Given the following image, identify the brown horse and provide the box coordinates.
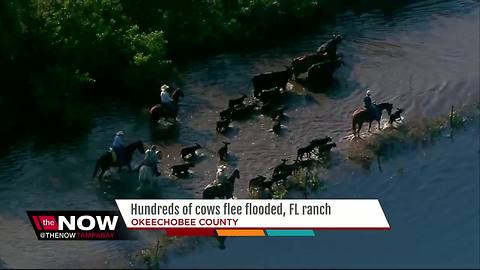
[149,88,184,123]
[352,102,393,137]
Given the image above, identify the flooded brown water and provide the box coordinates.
[0,0,479,268]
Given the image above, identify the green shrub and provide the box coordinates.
[31,66,94,130]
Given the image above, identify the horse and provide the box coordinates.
[203,169,240,199]
[93,141,145,179]
[150,88,184,123]
[352,102,393,137]
[137,164,160,191]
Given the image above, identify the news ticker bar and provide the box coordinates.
[116,199,391,235]
[27,200,390,240]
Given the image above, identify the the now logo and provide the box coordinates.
[27,210,132,240]
[58,215,118,231]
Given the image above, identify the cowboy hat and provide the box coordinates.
[216,164,227,172]
[161,84,170,91]
[116,131,125,136]
[149,145,161,158]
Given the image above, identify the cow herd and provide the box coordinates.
[123,34,345,197]
[170,133,336,200]
[167,34,345,198]
[215,33,344,137]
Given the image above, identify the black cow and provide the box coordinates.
[291,53,329,79]
[307,58,343,82]
[230,104,256,120]
[316,34,343,58]
[252,67,293,98]
[228,94,247,108]
[249,175,268,191]
[171,163,194,177]
[317,143,336,154]
[180,143,202,160]
[219,107,233,119]
[270,105,287,119]
[389,108,404,124]
[270,117,282,135]
[216,118,231,133]
[297,144,315,160]
[257,87,283,104]
[310,136,333,154]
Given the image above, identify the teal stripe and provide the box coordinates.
[265,230,315,236]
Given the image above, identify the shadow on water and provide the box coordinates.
[149,122,181,142]
[97,170,195,200]
[301,72,363,100]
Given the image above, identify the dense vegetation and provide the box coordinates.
[0,0,403,134]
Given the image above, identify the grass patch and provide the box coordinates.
[275,167,330,199]
[135,238,169,269]
[133,234,204,269]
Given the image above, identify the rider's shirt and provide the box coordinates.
[143,149,158,165]
[364,95,372,108]
[216,169,228,184]
[112,135,124,149]
[161,91,173,103]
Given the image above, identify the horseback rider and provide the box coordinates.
[215,164,229,184]
[141,145,160,176]
[160,84,175,115]
[112,131,127,166]
[364,89,379,118]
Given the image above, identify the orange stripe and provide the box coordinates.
[216,229,265,236]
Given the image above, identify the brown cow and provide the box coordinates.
[291,53,328,79]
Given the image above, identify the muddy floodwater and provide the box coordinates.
[0,0,479,268]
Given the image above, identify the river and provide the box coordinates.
[0,0,478,268]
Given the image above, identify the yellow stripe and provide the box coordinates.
[216,229,265,236]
